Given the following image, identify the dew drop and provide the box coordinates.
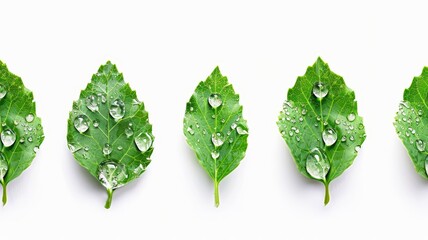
[135,132,153,153]
[306,148,330,180]
[0,152,8,181]
[125,126,134,138]
[187,125,195,135]
[117,146,123,151]
[208,93,222,108]
[354,145,361,153]
[25,114,34,123]
[312,82,329,99]
[211,151,219,159]
[27,136,33,143]
[231,122,237,130]
[236,125,249,135]
[416,139,426,152]
[74,115,90,133]
[97,161,128,190]
[86,94,99,112]
[347,113,356,122]
[33,146,39,153]
[425,156,428,176]
[0,84,6,100]
[322,127,337,146]
[93,120,100,128]
[1,128,16,147]
[103,143,112,155]
[109,99,125,120]
[211,132,224,147]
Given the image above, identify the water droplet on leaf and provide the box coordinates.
[97,161,128,190]
[0,152,8,181]
[312,82,329,99]
[103,143,112,155]
[211,132,224,147]
[306,148,330,180]
[208,93,222,108]
[322,127,337,146]
[109,99,125,120]
[347,113,356,122]
[135,132,153,153]
[74,115,90,133]
[25,114,34,123]
[1,128,16,147]
[416,139,425,152]
[86,94,99,112]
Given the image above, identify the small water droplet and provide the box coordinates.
[135,132,153,153]
[74,115,90,133]
[187,125,195,135]
[133,164,145,175]
[33,146,39,153]
[306,148,330,180]
[211,151,219,159]
[322,127,337,146]
[109,99,125,120]
[0,84,6,100]
[190,107,194,112]
[211,132,224,147]
[1,128,16,147]
[229,138,234,143]
[25,114,34,123]
[117,146,123,151]
[231,123,237,130]
[416,139,426,152]
[97,93,107,103]
[0,152,7,181]
[103,143,112,155]
[93,120,100,128]
[27,136,33,142]
[208,93,222,108]
[125,126,134,138]
[97,161,128,190]
[349,135,355,141]
[86,94,99,112]
[312,82,329,99]
[19,137,25,143]
[347,113,356,122]
[341,136,347,142]
[335,119,341,125]
[354,145,361,153]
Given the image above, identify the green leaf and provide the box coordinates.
[394,67,428,179]
[0,60,44,205]
[277,58,366,205]
[67,61,153,209]
[183,67,249,207]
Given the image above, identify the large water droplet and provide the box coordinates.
[109,99,125,120]
[312,82,329,99]
[103,143,112,155]
[322,127,337,146]
[347,113,356,122]
[208,93,222,108]
[211,132,224,147]
[86,94,99,112]
[74,115,90,133]
[236,125,249,135]
[135,132,153,153]
[416,139,426,152]
[0,152,8,181]
[97,161,128,190]
[1,128,16,147]
[0,84,7,100]
[306,148,330,180]
[25,114,34,123]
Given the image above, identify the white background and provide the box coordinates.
[0,0,427,239]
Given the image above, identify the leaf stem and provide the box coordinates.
[323,181,330,205]
[105,188,113,209]
[1,181,7,206]
[214,180,220,207]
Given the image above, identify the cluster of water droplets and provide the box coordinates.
[71,92,153,183]
[394,101,428,174]
[185,92,248,161]
[97,160,128,190]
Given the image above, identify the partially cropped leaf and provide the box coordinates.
[394,67,428,179]
[277,58,366,205]
[0,60,44,205]
[183,67,248,207]
[67,61,153,209]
